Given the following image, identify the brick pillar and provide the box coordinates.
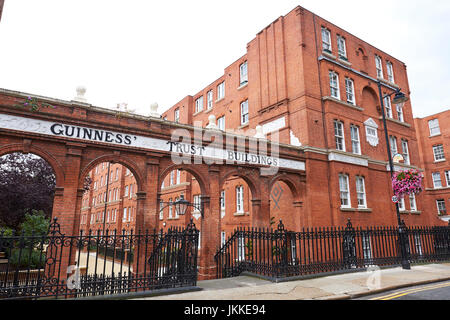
[252,175,271,228]
[133,156,160,277]
[197,166,221,280]
[47,143,83,287]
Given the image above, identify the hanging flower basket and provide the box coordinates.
[392,169,423,201]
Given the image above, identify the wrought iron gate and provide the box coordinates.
[0,219,199,300]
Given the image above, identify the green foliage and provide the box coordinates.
[20,210,50,236]
[8,248,46,269]
[0,227,13,237]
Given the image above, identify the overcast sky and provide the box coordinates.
[0,0,449,118]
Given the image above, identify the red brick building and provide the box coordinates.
[74,6,447,250]
[415,110,450,223]
[158,5,445,232]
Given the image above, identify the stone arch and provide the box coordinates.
[0,143,65,187]
[362,85,380,112]
[269,173,303,203]
[158,163,210,196]
[219,167,261,201]
[79,154,145,192]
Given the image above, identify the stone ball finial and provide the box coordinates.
[206,114,218,130]
[254,125,265,139]
[149,102,160,118]
[73,86,87,103]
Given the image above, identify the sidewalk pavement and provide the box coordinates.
[135,263,450,300]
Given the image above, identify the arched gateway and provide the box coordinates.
[0,89,306,280]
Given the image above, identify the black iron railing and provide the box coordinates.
[0,219,199,300]
[214,220,450,280]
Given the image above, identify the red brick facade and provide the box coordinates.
[415,110,450,223]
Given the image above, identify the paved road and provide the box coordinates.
[355,281,450,300]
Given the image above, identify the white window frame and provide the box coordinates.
[398,197,406,211]
[159,200,164,220]
[409,194,417,212]
[195,96,204,113]
[240,100,249,125]
[337,35,347,59]
[168,198,173,219]
[123,207,128,222]
[437,200,447,215]
[362,234,373,261]
[432,172,443,189]
[375,55,383,79]
[429,119,441,136]
[334,120,345,152]
[389,136,398,157]
[345,78,355,105]
[350,125,361,155]
[386,61,395,83]
[239,61,248,85]
[220,190,226,213]
[174,108,180,123]
[207,90,213,110]
[221,231,226,247]
[401,139,410,165]
[329,71,340,99]
[217,116,225,131]
[236,186,244,213]
[321,27,332,52]
[445,170,450,187]
[356,176,367,209]
[396,104,404,123]
[217,82,225,100]
[384,96,393,118]
[433,144,445,162]
[339,174,351,209]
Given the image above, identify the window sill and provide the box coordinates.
[193,110,204,116]
[205,108,213,114]
[377,77,399,89]
[322,96,364,112]
[429,134,441,138]
[215,97,225,104]
[237,82,248,90]
[434,159,446,164]
[322,51,337,60]
[340,207,372,213]
[384,117,411,128]
[238,123,249,130]
[234,211,247,216]
[338,57,351,67]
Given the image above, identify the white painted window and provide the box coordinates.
[240,100,249,125]
[240,61,248,85]
[350,125,361,155]
[207,90,213,109]
[217,116,225,131]
[437,200,447,215]
[362,234,373,261]
[159,200,164,220]
[356,176,367,209]
[334,120,345,151]
[445,171,450,187]
[414,234,423,256]
[337,35,347,58]
[129,184,133,198]
[170,171,174,185]
[237,236,245,261]
[221,232,226,247]
[433,144,445,162]
[168,198,173,218]
[115,168,119,180]
[432,172,443,189]
[386,61,395,83]
[384,96,393,118]
[174,108,180,123]
[429,119,441,136]
[322,27,332,52]
[398,197,406,211]
[401,139,410,165]
[217,82,225,100]
[174,197,179,218]
[345,78,355,105]
[176,170,181,185]
[389,136,398,157]
[375,55,383,78]
[123,208,127,222]
[329,71,340,99]
[220,190,226,213]
[236,186,244,213]
[195,96,203,113]
[339,174,351,208]
[409,194,417,212]
[124,185,129,197]
[396,105,404,122]
[193,195,201,213]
